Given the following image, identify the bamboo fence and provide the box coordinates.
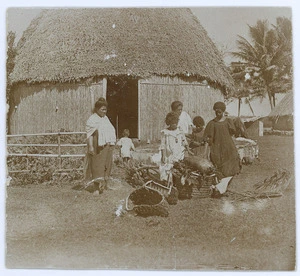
[7,132,86,173]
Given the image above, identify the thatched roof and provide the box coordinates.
[11,8,234,94]
[268,92,293,117]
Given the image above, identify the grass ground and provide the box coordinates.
[5,135,295,270]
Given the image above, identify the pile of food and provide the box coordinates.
[124,156,219,216]
[234,137,259,165]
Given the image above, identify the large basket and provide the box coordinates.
[145,180,178,205]
[192,173,218,198]
[125,186,169,217]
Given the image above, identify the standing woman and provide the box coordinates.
[85,98,116,189]
[204,101,241,179]
[171,101,194,135]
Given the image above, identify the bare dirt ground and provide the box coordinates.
[5,135,295,270]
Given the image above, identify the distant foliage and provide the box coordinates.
[231,17,292,108]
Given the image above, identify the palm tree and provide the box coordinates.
[231,17,292,109]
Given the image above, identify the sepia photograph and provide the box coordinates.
[3,0,298,273]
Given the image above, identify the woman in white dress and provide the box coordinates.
[85,98,116,186]
[171,101,194,135]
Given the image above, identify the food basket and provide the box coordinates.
[125,186,169,217]
[144,179,178,205]
[192,172,218,198]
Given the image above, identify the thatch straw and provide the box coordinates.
[228,169,292,201]
[268,92,293,117]
[11,8,234,94]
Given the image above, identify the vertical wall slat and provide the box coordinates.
[10,79,104,134]
[139,76,224,141]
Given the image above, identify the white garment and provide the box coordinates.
[159,127,187,164]
[116,137,135,158]
[215,176,233,194]
[86,113,116,146]
[159,163,173,181]
[151,152,162,165]
[178,111,194,134]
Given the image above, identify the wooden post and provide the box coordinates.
[90,86,94,113]
[25,146,29,171]
[247,98,255,116]
[58,132,61,170]
[138,80,141,140]
[238,98,241,117]
[102,77,107,99]
[259,121,264,136]
[116,115,119,139]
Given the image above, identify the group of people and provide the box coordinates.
[84,97,242,193]
[160,101,241,179]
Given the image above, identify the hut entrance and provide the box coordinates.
[106,76,138,138]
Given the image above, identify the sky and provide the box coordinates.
[192,7,291,64]
[6,7,292,65]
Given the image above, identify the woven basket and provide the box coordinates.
[192,174,218,198]
[126,186,169,217]
[145,180,178,205]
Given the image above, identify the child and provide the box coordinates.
[116,129,135,163]
[160,112,190,165]
[159,112,193,198]
[159,112,192,181]
[189,116,207,156]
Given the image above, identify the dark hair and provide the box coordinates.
[122,129,130,137]
[165,112,179,126]
[171,101,183,111]
[93,97,107,113]
[213,101,226,112]
[193,116,205,127]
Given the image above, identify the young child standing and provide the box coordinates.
[189,116,207,157]
[160,112,189,165]
[159,112,192,181]
[116,129,135,163]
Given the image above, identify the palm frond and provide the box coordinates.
[232,35,259,64]
[248,20,269,46]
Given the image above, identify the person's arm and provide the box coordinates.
[116,139,122,147]
[186,112,195,133]
[181,130,194,155]
[203,121,214,146]
[188,114,195,128]
[227,118,237,136]
[131,140,135,151]
[87,136,94,155]
[160,132,167,164]
[87,132,97,155]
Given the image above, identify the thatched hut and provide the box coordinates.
[9,8,234,140]
[268,92,293,131]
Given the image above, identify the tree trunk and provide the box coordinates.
[267,89,275,110]
[272,94,276,107]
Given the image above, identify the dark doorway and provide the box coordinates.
[106,76,138,138]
